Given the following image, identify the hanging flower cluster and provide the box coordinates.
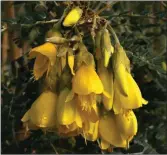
[21,6,148,151]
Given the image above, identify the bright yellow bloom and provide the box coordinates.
[29,43,57,80]
[21,91,57,130]
[63,7,83,27]
[57,88,82,128]
[98,64,114,111]
[99,112,127,148]
[112,44,130,96]
[115,110,137,145]
[113,72,148,114]
[112,44,148,114]
[72,64,103,95]
[102,29,114,67]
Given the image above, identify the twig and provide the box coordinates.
[21,19,59,28]
[108,13,167,21]
[50,142,59,154]
[107,24,120,45]
[95,1,119,15]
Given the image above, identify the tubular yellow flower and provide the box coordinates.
[112,44,130,96]
[113,72,148,114]
[72,64,103,95]
[21,91,57,129]
[63,7,83,27]
[115,110,137,144]
[57,88,82,127]
[99,112,126,148]
[102,29,114,67]
[29,43,57,80]
[98,64,114,111]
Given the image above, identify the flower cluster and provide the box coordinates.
[21,7,148,151]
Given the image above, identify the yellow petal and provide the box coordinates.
[63,7,83,27]
[98,67,114,111]
[68,51,75,75]
[100,139,110,150]
[112,45,130,96]
[115,110,138,143]
[29,43,57,66]
[21,110,30,122]
[57,88,76,125]
[33,54,49,80]
[29,91,57,128]
[72,65,103,95]
[83,121,99,141]
[142,98,148,105]
[61,55,66,71]
[99,113,126,148]
[115,64,129,96]
[113,72,146,112]
[65,90,75,102]
[75,106,82,128]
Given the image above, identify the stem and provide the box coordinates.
[108,25,120,45]
[21,19,59,28]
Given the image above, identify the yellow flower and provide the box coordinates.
[112,44,148,114]
[102,29,114,67]
[113,72,148,114]
[56,88,82,128]
[21,91,57,130]
[112,44,130,96]
[114,110,137,146]
[29,43,57,80]
[72,64,103,95]
[63,7,83,27]
[99,112,127,148]
[98,64,114,111]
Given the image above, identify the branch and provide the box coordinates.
[21,19,59,28]
[108,13,167,21]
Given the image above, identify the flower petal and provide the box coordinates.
[115,110,138,143]
[99,113,126,148]
[57,88,76,125]
[72,65,103,95]
[29,91,57,128]
[29,43,57,66]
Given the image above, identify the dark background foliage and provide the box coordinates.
[1,1,167,154]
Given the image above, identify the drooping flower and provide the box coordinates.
[21,91,57,130]
[113,72,148,114]
[56,88,82,128]
[98,62,114,111]
[101,29,114,67]
[99,112,127,148]
[114,110,137,146]
[72,64,103,95]
[112,44,148,114]
[29,43,57,80]
[63,7,83,27]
